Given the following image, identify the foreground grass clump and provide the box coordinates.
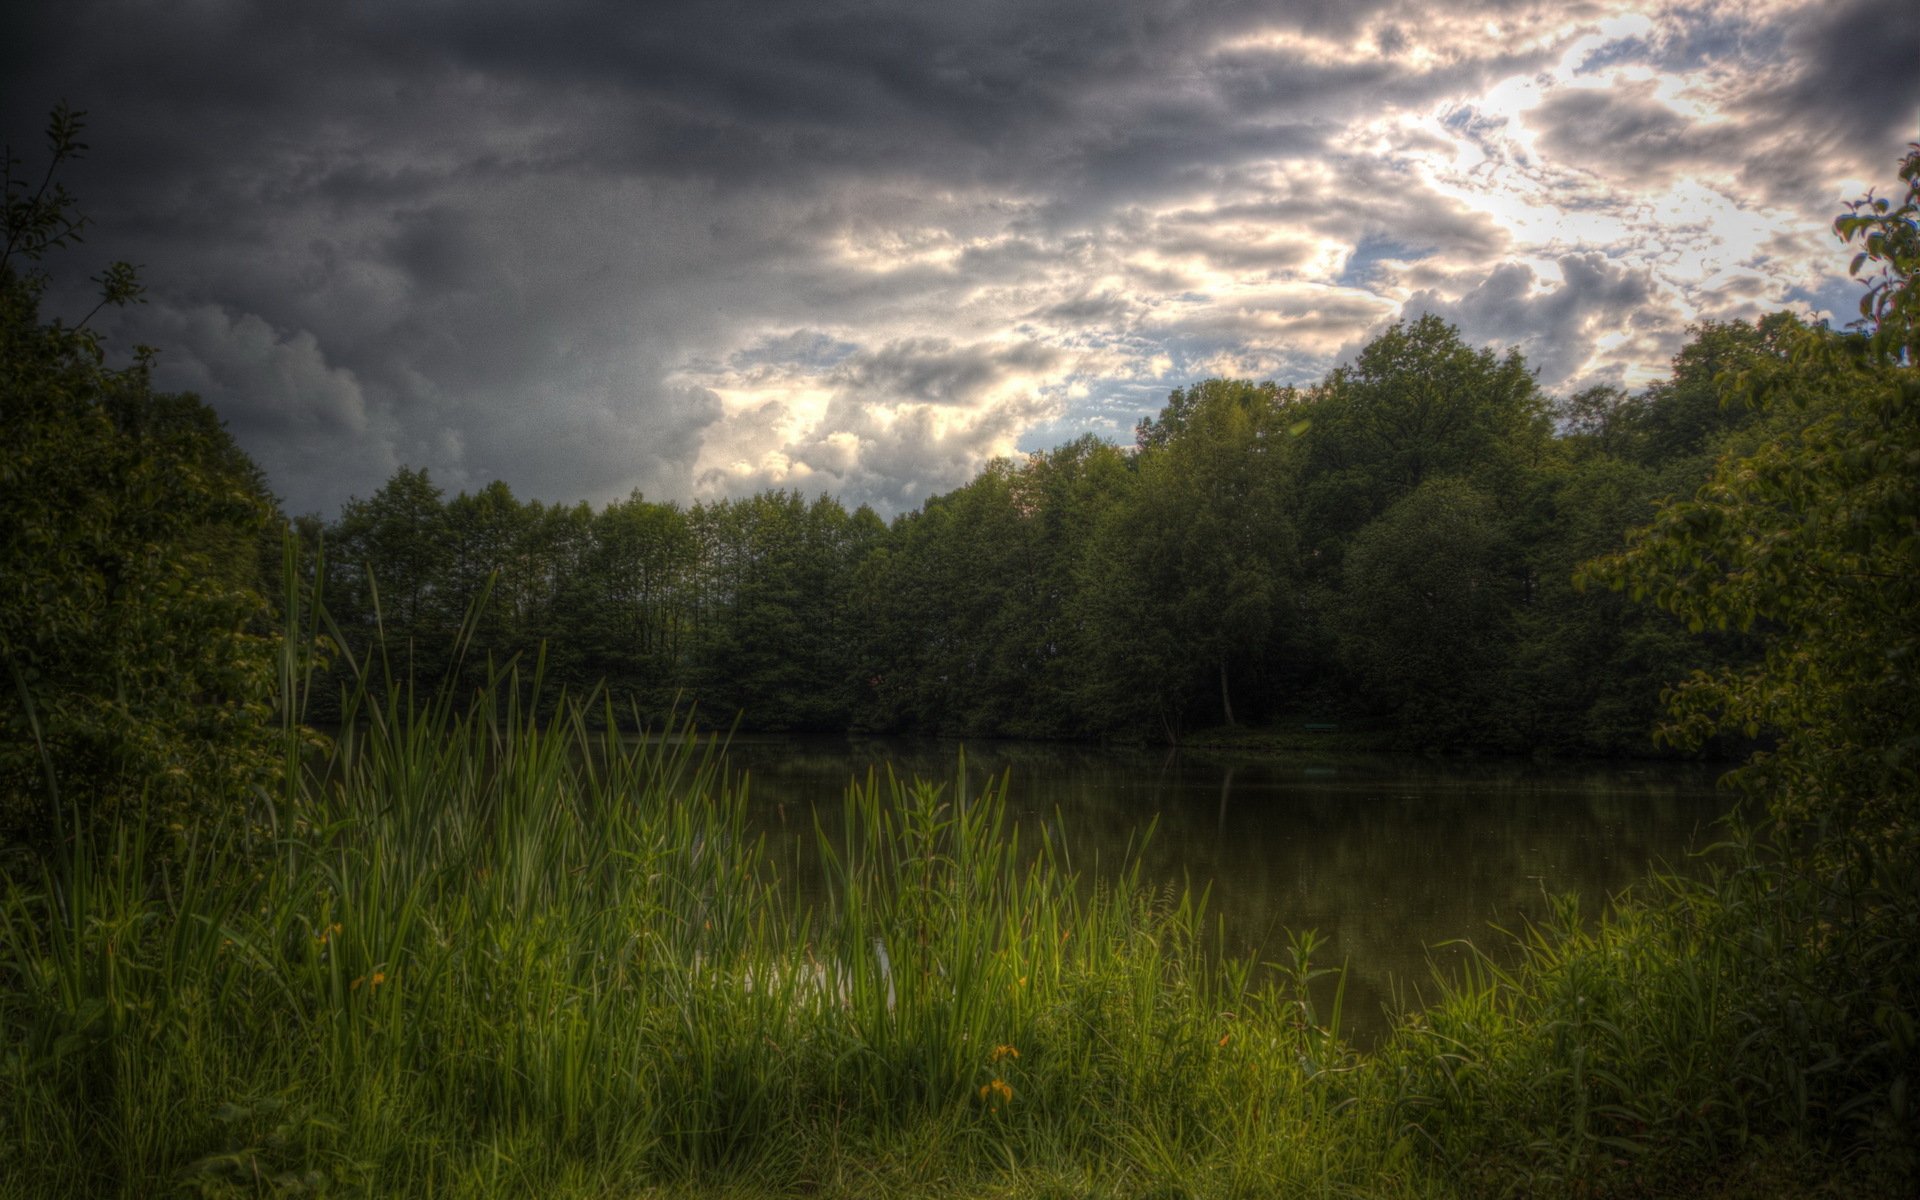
[0,672,1425,1198]
[1384,845,1918,1198]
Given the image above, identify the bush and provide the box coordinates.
[1,107,280,859]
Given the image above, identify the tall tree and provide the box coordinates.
[442,479,531,675]
[692,491,874,730]
[1082,380,1304,734]
[1612,317,1790,468]
[332,467,452,648]
[583,492,699,716]
[1335,476,1518,745]
[1298,314,1547,571]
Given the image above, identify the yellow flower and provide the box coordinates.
[371,971,387,987]
[990,1044,1019,1062]
[978,1078,1014,1107]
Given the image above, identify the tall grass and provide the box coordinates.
[0,580,1400,1196]
[1,554,1910,1197]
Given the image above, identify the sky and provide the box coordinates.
[6,0,1918,519]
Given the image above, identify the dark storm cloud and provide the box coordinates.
[1540,0,1918,205]
[1533,83,1743,189]
[1025,291,1144,327]
[1401,253,1664,387]
[3,0,1893,515]
[832,338,1064,406]
[729,330,862,373]
[387,207,491,292]
[1736,0,1920,176]
[140,305,371,440]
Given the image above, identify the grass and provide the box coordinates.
[0,670,1412,1197]
[1,567,1912,1197]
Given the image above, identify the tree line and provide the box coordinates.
[302,312,1806,754]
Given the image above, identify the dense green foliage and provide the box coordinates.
[1,108,280,857]
[309,314,1783,754]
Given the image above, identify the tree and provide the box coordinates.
[1570,149,1920,1178]
[1608,317,1789,468]
[1336,476,1517,745]
[691,491,874,730]
[1584,145,1920,851]
[1004,436,1132,736]
[1836,141,1920,364]
[1,108,280,855]
[330,466,454,686]
[1500,451,1714,755]
[1081,381,1304,735]
[582,491,699,716]
[1298,315,1547,569]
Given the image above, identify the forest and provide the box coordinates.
[306,311,1793,754]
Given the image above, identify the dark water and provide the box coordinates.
[714,735,1734,1044]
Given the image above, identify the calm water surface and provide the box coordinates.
[713,735,1733,1044]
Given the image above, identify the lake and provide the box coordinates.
[708,736,1733,1044]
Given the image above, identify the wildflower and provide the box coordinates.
[978,1078,1013,1107]
[350,976,363,991]
[990,1044,1019,1063]
[1218,1033,1230,1047]
[371,971,387,987]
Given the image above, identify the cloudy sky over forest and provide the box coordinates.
[6,0,1917,516]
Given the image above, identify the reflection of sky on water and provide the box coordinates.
[711,736,1733,1045]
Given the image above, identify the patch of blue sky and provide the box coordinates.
[1338,236,1429,287]
[1018,379,1178,454]
[1659,9,1782,71]
[1577,8,1780,76]
[1785,276,1871,330]
[1576,35,1654,74]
